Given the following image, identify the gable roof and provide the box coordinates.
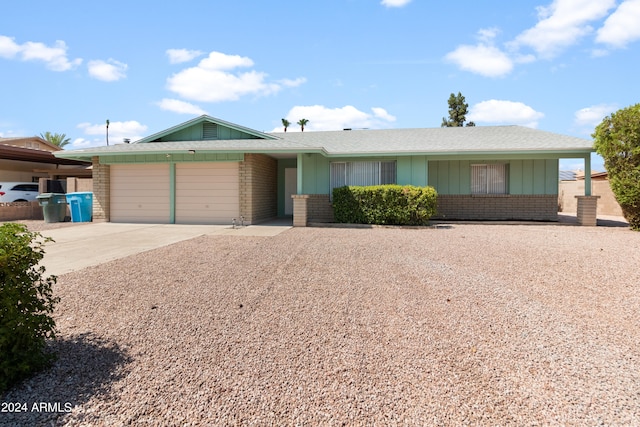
[135,115,278,143]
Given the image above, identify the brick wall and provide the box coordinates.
[239,154,277,224]
[0,201,43,221]
[291,194,334,226]
[559,180,623,216]
[92,157,110,222]
[307,194,334,223]
[435,194,558,221]
[66,177,93,193]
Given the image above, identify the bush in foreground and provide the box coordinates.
[333,185,438,225]
[0,223,59,393]
[593,104,640,231]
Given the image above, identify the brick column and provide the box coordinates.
[575,195,600,226]
[92,156,110,222]
[292,194,309,227]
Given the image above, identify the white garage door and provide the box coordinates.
[175,162,239,224]
[111,164,170,223]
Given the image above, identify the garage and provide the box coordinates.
[175,162,239,224]
[110,164,171,223]
[110,162,239,224]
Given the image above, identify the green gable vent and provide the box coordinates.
[203,122,218,140]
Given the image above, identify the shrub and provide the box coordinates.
[0,223,59,393]
[333,185,438,225]
[593,104,640,230]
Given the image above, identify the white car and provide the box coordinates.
[0,182,40,202]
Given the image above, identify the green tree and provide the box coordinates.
[281,118,291,132]
[297,118,309,132]
[39,131,71,149]
[593,103,640,230]
[1,223,59,392]
[441,92,475,127]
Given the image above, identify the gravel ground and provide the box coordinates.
[2,223,640,425]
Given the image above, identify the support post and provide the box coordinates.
[296,153,303,195]
[292,194,309,227]
[575,195,600,226]
[584,154,592,196]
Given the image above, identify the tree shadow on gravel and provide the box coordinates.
[0,333,132,427]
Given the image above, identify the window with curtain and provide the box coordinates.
[471,164,508,194]
[330,161,396,196]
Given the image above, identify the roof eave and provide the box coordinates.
[321,148,595,158]
[54,147,327,160]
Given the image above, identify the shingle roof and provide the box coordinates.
[55,125,594,160]
[272,126,594,155]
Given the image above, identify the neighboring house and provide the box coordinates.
[0,137,90,183]
[0,136,59,152]
[54,115,597,226]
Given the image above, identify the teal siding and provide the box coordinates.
[157,123,260,142]
[397,156,428,186]
[428,159,558,195]
[158,126,202,142]
[301,154,330,194]
[397,157,412,185]
[545,159,558,194]
[510,160,523,194]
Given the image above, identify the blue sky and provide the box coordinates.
[2,0,640,171]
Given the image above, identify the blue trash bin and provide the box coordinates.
[65,192,93,222]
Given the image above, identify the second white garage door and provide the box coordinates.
[175,162,239,224]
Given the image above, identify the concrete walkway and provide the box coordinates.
[39,220,292,277]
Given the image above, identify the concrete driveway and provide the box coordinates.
[39,221,291,277]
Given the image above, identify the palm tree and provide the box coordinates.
[281,118,291,132]
[39,131,71,149]
[297,118,309,132]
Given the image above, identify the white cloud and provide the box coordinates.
[596,0,640,48]
[156,98,208,115]
[167,51,305,102]
[371,107,397,122]
[574,103,616,128]
[278,77,307,88]
[166,48,204,64]
[0,35,81,71]
[0,35,21,58]
[510,0,616,59]
[273,105,396,132]
[468,100,545,128]
[87,59,128,82]
[73,120,147,148]
[198,51,254,70]
[445,44,513,78]
[381,0,412,7]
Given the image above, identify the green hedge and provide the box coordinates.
[332,185,438,225]
[1,223,59,393]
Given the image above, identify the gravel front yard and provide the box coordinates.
[2,223,640,425]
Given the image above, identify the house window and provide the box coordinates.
[471,164,508,194]
[330,161,396,195]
